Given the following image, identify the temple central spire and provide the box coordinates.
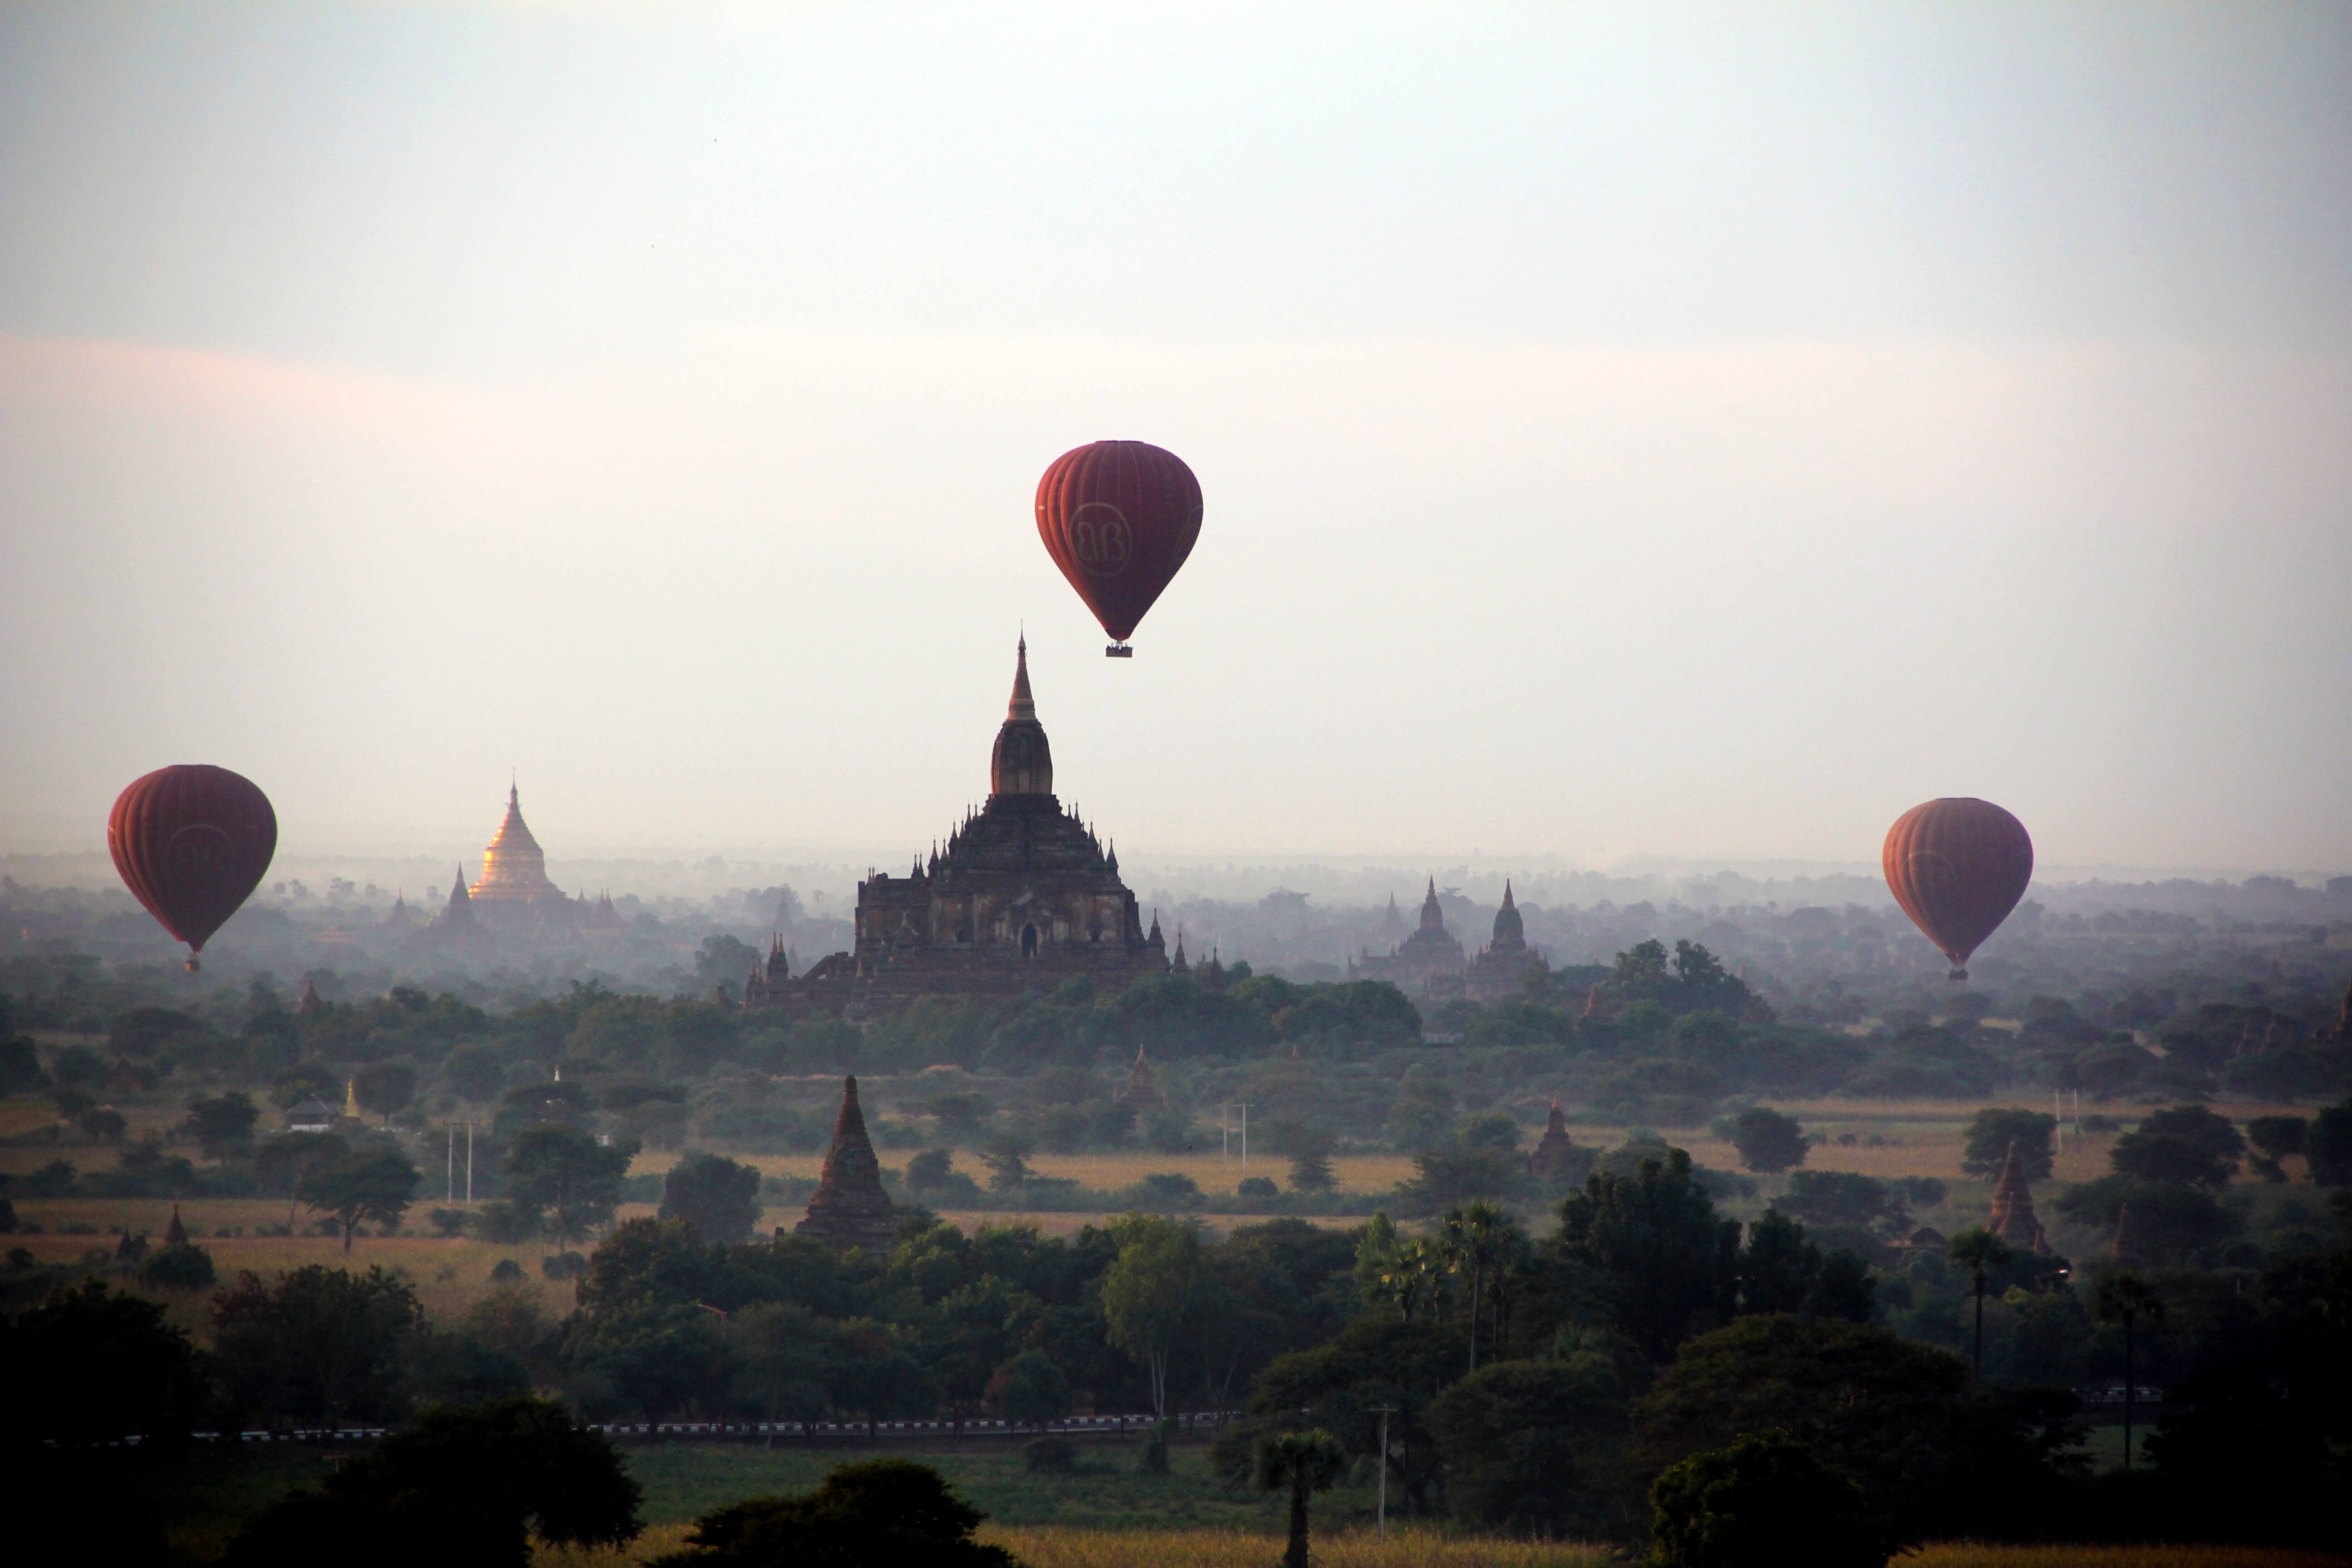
[989,634,1054,798]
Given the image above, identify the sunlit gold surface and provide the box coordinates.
[468,784,565,902]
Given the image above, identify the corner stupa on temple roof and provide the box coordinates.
[164,1205,188,1245]
[1986,1141,2047,1253]
[794,1076,899,1254]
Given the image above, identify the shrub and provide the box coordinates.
[542,1251,588,1280]
[1237,1176,1279,1200]
[1650,1431,1882,1568]
[648,1458,1009,1568]
[1023,1436,1076,1475]
[490,1258,525,1283]
[142,1241,218,1290]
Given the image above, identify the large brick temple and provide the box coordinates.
[746,637,1168,1018]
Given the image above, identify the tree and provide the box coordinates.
[650,1457,1012,1568]
[2092,1272,2162,1472]
[1553,1148,1740,1363]
[1649,1431,1882,1568]
[142,1240,218,1289]
[2111,1131,2235,1191]
[2245,1115,2308,1182]
[660,1152,763,1243]
[990,1348,1072,1430]
[1100,1216,1200,1417]
[1734,1208,1820,1315]
[1779,1170,1905,1235]
[1726,1106,1808,1174]
[731,1302,837,1438]
[1961,1108,2057,1181]
[1947,1227,2014,1383]
[183,1090,260,1158]
[2308,1098,2352,1185]
[1440,1198,1515,1371]
[256,1131,349,1230]
[1256,1429,1348,1568]
[220,1395,640,1568]
[442,1043,506,1103]
[1424,1355,1627,1535]
[1632,1315,2076,1548]
[506,1123,640,1245]
[979,1130,1034,1190]
[1287,1125,1338,1191]
[212,1265,422,1427]
[352,1062,418,1125]
[301,1142,421,1251]
[0,1278,201,1443]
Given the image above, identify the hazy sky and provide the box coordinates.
[4,2,2348,876]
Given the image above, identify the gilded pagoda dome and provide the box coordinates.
[469,783,566,904]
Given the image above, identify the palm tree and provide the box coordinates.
[1946,1226,2014,1383]
[1380,1235,1449,1322]
[2094,1272,2163,1471]
[1256,1429,1349,1568]
[1441,1199,1515,1371]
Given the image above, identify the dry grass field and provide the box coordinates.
[530,1528,2349,1568]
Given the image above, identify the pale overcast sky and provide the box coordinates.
[3,2,2347,874]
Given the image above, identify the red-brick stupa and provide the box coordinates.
[795,1076,900,1254]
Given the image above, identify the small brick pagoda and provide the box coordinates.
[1526,1098,1588,1181]
[1986,1141,2048,1253]
[794,1076,900,1254]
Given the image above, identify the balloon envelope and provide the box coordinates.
[1882,797,2033,974]
[108,765,277,963]
[1034,440,1202,643]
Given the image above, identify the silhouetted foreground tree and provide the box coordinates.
[650,1457,1013,1568]
[221,1396,639,1568]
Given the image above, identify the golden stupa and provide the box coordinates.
[468,782,567,906]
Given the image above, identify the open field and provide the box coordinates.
[5,1092,2326,1338]
[533,1528,2352,1568]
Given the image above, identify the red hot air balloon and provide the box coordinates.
[107,765,278,971]
[1882,798,2034,981]
[1034,440,1203,656]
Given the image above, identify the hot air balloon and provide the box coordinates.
[1034,440,1202,656]
[107,765,278,971]
[1882,798,2033,981]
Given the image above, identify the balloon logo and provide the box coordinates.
[1035,440,1202,652]
[108,764,278,971]
[1070,503,1133,577]
[1882,797,2033,980]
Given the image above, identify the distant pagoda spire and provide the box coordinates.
[1420,877,1445,931]
[794,1077,899,1254]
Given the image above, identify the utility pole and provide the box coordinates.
[1372,1405,1398,1540]
[1238,1102,1252,1175]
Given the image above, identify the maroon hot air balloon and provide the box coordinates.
[107,765,278,971]
[1882,798,2034,981]
[1034,440,1202,655]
